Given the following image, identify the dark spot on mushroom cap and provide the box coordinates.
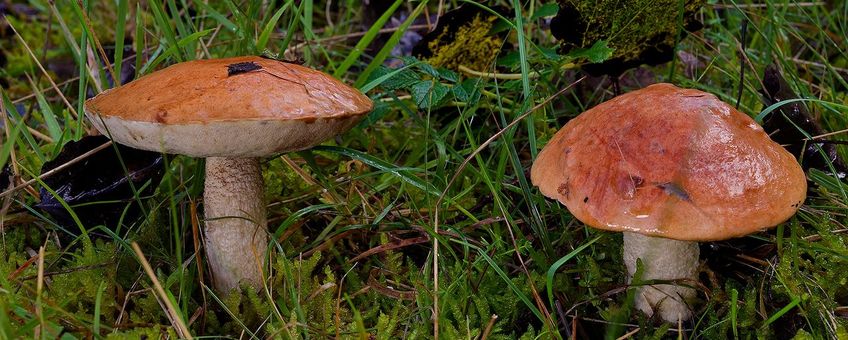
[155,110,168,123]
[657,182,690,201]
[557,182,570,198]
[583,196,589,203]
[227,61,262,76]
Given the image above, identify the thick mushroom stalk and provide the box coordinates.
[203,157,268,292]
[623,232,698,322]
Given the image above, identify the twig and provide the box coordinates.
[480,314,498,340]
[36,246,45,337]
[458,64,540,80]
[616,327,640,340]
[712,2,825,8]
[131,242,193,339]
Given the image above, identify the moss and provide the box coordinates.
[552,0,704,76]
[422,13,503,71]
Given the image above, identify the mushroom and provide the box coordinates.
[531,83,806,322]
[84,56,373,293]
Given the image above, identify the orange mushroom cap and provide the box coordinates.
[85,56,373,157]
[531,83,807,241]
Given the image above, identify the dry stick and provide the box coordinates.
[5,18,79,119]
[712,2,824,8]
[0,141,113,199]
[432,77,586,338]
[131,242,193,339]
[615,327,640,340]
[811,128,848,140]
[458,65,540,80]
[36,246,46,338]
[480,314,498,340]
[188,201,208,332]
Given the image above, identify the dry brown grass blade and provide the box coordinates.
[131,242,193,339]
[616,327,640,340]
[5,17,79,119]
[349,235,429,263]
[367,269,417,301]
[35,246,46,337]
[188,200,207,332]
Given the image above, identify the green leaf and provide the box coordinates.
[411,80,449,109]
[417,62,440,78]
[359,61,420,93]
[371,66,421,91]
[531,3,559,20]
[437,67,459,83]
[568,40,615,63]
[357,100,391,129]
[452,79,482,107]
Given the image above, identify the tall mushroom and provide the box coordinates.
[84,56,373,293]
[531,83,806,322]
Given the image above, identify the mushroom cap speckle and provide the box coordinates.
[84,56,373,157]
[531,83,807,241]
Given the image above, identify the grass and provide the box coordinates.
[0,0,847,338]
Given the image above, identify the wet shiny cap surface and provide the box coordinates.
[531,83,807,241]
[86,56,372,124]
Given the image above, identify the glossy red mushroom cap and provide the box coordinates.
[531,83,807,241]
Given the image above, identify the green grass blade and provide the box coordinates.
[279,0,305,54]
[0,93,26,168]
[312,145,441,196]
[114,0,129,86]
[134,3,144,78]
[545,236,602,308]
[32,87,62,142]
[476,247,544,321]
[333,0,403,79]
[762,296,801,327]
[142,29,214,73]
[192,0,238,32]
[256,2,292,53]
[353,1,429,88]
[149,0,184,62]
[93,281,106,335]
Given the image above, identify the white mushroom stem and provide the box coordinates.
[204,157,269,293]
[623,232,699,323]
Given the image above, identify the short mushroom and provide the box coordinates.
[84,56,373,293]
[531,83,806,322]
